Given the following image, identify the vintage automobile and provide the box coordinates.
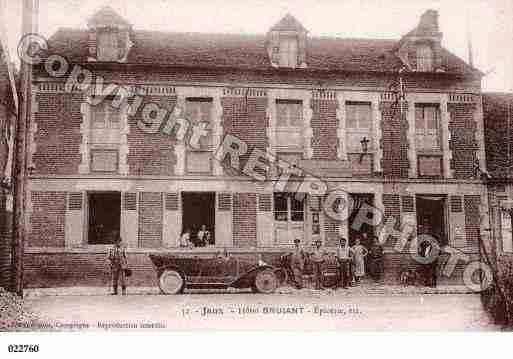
[149,252,280,294]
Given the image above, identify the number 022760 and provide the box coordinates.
[7,344,40,353]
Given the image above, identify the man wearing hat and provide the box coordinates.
[290,238,305,289]
[107,233,128,295]
[310,239,325,290]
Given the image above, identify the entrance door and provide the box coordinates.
[182,192,216,246]
[274,193,305,245]
[348,194,375,248]
[88,192,121,245]
[416,195,447,246]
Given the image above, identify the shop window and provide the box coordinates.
[417,44,434,72]
[276,100,303,151]
[273,192,305,246]
[273,193,304,222]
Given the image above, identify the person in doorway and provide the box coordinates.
[179,229,193,248]
[107,234,128,295]
[369,237,384,281]
[336,237,353,289]
[352,237,369,284]
[310,239,325,290]
[290,239,305,289]
[420,237,439,288]
[197,225,210,247]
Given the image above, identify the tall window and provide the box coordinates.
[415,104,440,150]
[276,100,303,151]
[97,30,119,62]
[345,102,373,152]
[417,44,434,72]
[500,199,513,253]
[90,98,121,173]
[185,98,213,174]
[279,37,298,68]
[416,104,442,177]
[273,192,305,245]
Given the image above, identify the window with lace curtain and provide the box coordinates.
[185,98,213,174]
[97,30,119,62]
[417,44,434,72]
[89,99,122,172]
[275,99,303,152]
[416,104,442,177]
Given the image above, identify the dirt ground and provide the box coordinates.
[21,289,501,331]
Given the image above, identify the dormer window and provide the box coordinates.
[97,29,120,62]
[267,14,308,69]
[279,36,298,68]
[87,6,132,63]
[417,43,434,72]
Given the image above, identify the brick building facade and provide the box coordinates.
[24,7,490,288]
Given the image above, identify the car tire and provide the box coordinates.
[253,269,278,294]
[159,269,185,294]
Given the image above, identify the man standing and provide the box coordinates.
[108,234,128,295]
[290,239,305,289]
[336,237,352,289]
[310,239,324,290]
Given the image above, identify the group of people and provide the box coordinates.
[179,225,212,248]
[289,233,384,290]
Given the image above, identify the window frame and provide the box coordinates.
[415,103,442,153]
[416,43,434,72]
[345,101,374,154]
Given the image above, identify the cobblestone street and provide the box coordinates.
[23,289,499,331]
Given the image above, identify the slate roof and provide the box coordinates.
[483,93,513,180]
[87,6,131,28]
[46,27,480,76]
[270,14,308,32]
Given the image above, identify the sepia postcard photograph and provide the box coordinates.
[0,0,513,351]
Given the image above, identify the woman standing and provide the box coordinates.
[352,237,369,284]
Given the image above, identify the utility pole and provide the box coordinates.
[10,0,37,296]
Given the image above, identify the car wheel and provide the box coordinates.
[159,269,185,294]
[254,269,278,294]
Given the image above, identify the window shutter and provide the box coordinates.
[218,193,232,211]
[450,196,463,213]
[165,193,179,211]
[68,192,83,211]
[258,194,272,212]
[401,196,414,213]
[123,192,137,211]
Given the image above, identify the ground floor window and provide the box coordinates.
[274,192,305,245]
[416,195,448,246]
[88,192,121,245]
[181,192,216,247]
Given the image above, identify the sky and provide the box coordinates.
[1,0,512,92]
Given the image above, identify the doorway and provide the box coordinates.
[88,192,121,245]
[416,195,448,246]
[348,194,375,248]
[182,192,216,246]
